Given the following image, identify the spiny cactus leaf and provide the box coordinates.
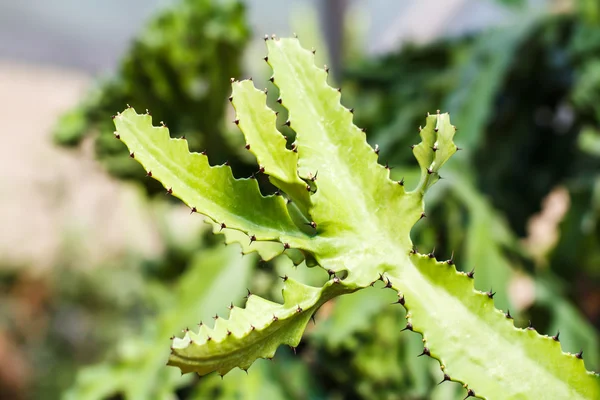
[231,80,311,211]
[113,108,311,247]
[388,253,599,399]
[117,37,599,397]
[167,278,356,376]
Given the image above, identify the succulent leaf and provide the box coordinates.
[231,80,311,211]
[113,109,310,247]
[167,278,356,376]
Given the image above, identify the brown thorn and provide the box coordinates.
[552,331,560,341]
[129,152,135,158]
[438,374,451,385]
[575,350,584,359]
[401,322,413,332]
[418,347,430,357]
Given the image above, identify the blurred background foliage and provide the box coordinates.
[1,0,599,399]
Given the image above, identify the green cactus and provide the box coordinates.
[113,37,600,399]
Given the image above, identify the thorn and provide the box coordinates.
[505,309,513,319]
[245,143,250,150]
[438,374,451,385]
[234,119,240,125]
[272,315,278,322]
[291,144,297,152]
[146,171,152,177]
[385,162,393,170]
[464,389,476,399]
[290,346,296,354]
[228,302,234,310]
[393,294,405,305]
[228,96,233,102]
[374,144,380,155]
[293,32,298,38]
[311,47,316,54]
[420,212,427,220]
[337,87,341,93]
[249,235,257,244]
[349,108,354,114]
[183,327,189,333]
[220,223,226,231]
[264,34,268,41]
[114,132,120,139]
[411,144,416,149]
[170,336,175,340]
[166,187,173,195]
[487,289,496,299]
[198,321,203,327]
[466,268,475,278]
[145,109,150,115]
[263,56,268,62]
[200,150,207,155]
[333,276,340,284]
[418,347,430,357]
[401,322,413,332]
[427,168,434,175]
[575,350,584,359]
[264,88,268,94]
[361,127,366,132]
[181,135,186,140]
[527,320,535,330]
[456,146,462,151]
[250,325,255,331]
[324,65,329,74]
[160,121,166,127]
[410,245,418,255]
[280,275,288,281]
[274,190,282,196]
[398,177,405,186]
[129,152,135,158]
[418,126,422,132]
[310,314,316,324]
[306,221,317,229]
[428,247,435,258]
[257,166,265,174]
[432,144,438,152]
[190,207,197,214]
[227,330,232,336]
[309,170,318,181]
[283,242,290,249]
[284,119,291,127]
[213,314,219,320]
[552,331,560,341]
[245,289,252,299]
[126,104,131,108]
[269,76,274,83]
[384,278,392,288]
[277,97,282,104]
[447,251,454,265]
[296,305,303,313]
[224,160,229,166]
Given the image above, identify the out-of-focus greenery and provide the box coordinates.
[53,0,250,191]
[2,1,598,399]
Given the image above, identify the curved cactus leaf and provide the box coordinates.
[167,278,356,376]
[115,37,599,397]
[387,253,599,400]
[231,80,311,211]
[113,108,310,248]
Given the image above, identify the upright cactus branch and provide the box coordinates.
[113,37,600,399]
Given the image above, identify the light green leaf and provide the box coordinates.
[114,108,311,248]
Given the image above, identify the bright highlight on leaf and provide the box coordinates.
[114,37,600,399]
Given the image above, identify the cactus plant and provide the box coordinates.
[113,37,600,399]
